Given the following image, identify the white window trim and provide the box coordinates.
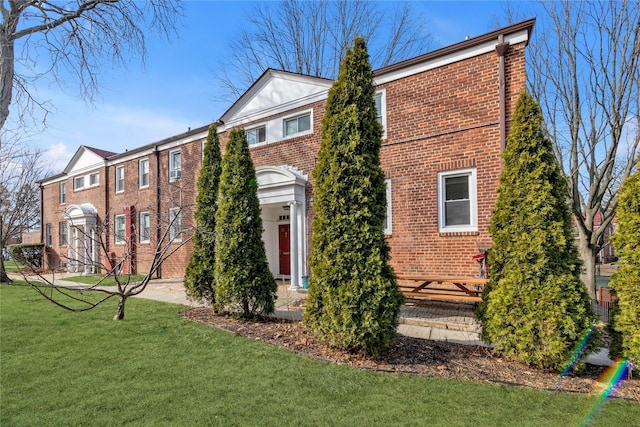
[139,158,150,189]
[139,211,151,243]
[437,168,478,233]
[88,172,100,187]
[246,123,268,147]
[384,178,392,235]
[60,182,67,204]
[115,165,125,193]
[282,109,313,140]
[169,149,182,182]
[73,176,85,191]
[114,214,126,245]
[169,207,182,242]
[375,88,387,140]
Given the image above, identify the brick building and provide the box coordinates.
[38,20,534,289]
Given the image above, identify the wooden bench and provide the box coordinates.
[396,276,487,303]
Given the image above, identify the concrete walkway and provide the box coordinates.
[9,272,612,366]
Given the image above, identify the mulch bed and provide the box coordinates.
[180,307,639,402]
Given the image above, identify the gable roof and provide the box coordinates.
[219,69,333,128]
[62,145,115,176]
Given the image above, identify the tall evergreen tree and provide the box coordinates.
[184,124,222,304]
[214,128,277,317]
[608,161,640,365]
[303,38,403,357]
[477,90,598,371]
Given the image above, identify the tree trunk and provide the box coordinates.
[114,295,127,320]
[577,239,597,300]
[0,16,17,132]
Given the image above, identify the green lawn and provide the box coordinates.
[1,284,637,426]
[62,274,146,287]
[3,260,23,272]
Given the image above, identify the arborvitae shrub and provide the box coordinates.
[608,162,640,365]
[477,90,598,371]
[184,124,221,304]
[214,128,277,317]
[303,38,403,357]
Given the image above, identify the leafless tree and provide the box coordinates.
[0,137,47,283]
[214,0,433,99]
[18,197,193,320]
[0,0,183,132]
[526,0,639,299]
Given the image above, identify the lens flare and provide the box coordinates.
[554,325,594,390]
[580,358,630,427]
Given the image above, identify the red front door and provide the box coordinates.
[279,224,290,275]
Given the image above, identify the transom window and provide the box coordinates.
[437,168,478,232]
[114,215,126,244]
[170,150,181,181]
[247,126,266,146]
[139,158,149,188]
[115,165,124,193]
[284,113,311,137]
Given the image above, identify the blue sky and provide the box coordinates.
[11,0,522,172]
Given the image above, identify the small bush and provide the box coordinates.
[8,243,44,269]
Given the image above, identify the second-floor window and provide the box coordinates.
[170,150,181,181]
[60,182,67,204]
[114,215,126,244]
[115,165,125,193]
[73,176,84,191]
[139,159,149,188]
[89,172,100,187]
[284,113,311,137]
[247,126,266,146]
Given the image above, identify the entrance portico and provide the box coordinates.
[63,203,98,274]
[256,166,307,290]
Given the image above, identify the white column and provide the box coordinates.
[288,201,299,290]
[84,224,91,274]
[91,227,97,274]
[67,224,72,272]
[72,227,79,273]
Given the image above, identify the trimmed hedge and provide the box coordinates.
[7,243,44,269]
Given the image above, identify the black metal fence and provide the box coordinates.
[591,299,614,323]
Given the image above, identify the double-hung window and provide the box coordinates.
[247,125,266,146]
[45,224,52,246]
[59,222,68,246]
[60,182,67,204]
[89,172,99,187]
[115,165,125,193]
[139,159,149,188]
[374,89,387,138]
[114,215,126,244]
[383,179,392,235]
[437,168,478,232]
[139,212,151,243]
[169,150,181,181]
[169,207,182,242]
[73,176,84,191]
[284,113,311,137]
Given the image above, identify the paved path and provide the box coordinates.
[8,272,612,366]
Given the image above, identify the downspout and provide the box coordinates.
[495,34,509,151]
[154,145,162,278]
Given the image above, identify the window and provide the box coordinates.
[115,165,124,193]
[374,89,387,138]
[284,113,311,137]
[140,212,151,243]
[59,222,68,246]
[114,215,126,244]
[383,179,392,235]
[247,125,266,146]
[45,224,52,246]
[169,207,182,242]
[139,159,149,188]
[73,176,84,191]
[437,168,478,232]
[60,182,67,204]
[170,150,181,181]
[89,172,100,187]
